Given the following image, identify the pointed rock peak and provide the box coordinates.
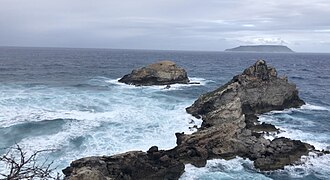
[243,60,277,80]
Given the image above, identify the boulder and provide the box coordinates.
[118,61,189,86]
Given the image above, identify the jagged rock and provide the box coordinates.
[254,138,313,170]
[249,122,279,133]
[63,148,185,180]
[63,60,318,179]
[118,61,189,86]
[179,60,312,170]
[186,60,305,127]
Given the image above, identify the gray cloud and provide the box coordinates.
[0,0,330,52]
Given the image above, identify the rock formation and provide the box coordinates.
[118,61,190,86]
[178,60,310,170]
[63,60,319,180]
[63,147,184,180]
[186,60,305,127]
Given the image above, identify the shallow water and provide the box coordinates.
[0,47,330,179]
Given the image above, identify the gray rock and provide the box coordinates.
[63,60,319,179]
[179,60,311,170]
[118,61,189,86]
[186,60,305,127]
[63,149,185,180]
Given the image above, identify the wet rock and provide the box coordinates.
[254,138,314,171]
[118,61,189,86]
[63,150,185,180]
[249,122,279,133]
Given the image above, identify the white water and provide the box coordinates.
[181,158,272,180]
[0,78,207,174]
[1,78,330,179]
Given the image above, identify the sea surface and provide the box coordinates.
[0,47,330,179]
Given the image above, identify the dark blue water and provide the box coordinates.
[0,47,330,179]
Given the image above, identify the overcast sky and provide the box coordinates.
[1,0,330,52]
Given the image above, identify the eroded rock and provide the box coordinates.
[186,60,305,127]
[118,61,189,86]
[63,149,185,180]
[63,60,319,179]
[179,60,313,170]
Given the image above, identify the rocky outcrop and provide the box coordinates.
[170,124,313,171]
[180,60,310,170]
[63,147,185,180]
[186,60,304,127]
[118,61,189,86]
[63,60,318,180]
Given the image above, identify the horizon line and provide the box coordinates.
[0,45,329,54]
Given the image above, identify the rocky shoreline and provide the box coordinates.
[63,60,321,180]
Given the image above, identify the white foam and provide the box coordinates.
[276,128,329,150]
[281,153,330,179]
[0,82,203,172]
[300,103,329,111]
[105,77,213,91]
[180,158,272,180]
[259,115,329,150]
[263,103,329,116]
[266,109,294,115]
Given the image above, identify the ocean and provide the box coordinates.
[0,46,330,179]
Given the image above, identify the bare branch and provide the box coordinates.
[0,143,62,180]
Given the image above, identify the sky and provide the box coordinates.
[1,0,330,52]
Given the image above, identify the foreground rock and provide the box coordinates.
[118,61,189,86]
[64,60,318,179]
[63,147,184,180]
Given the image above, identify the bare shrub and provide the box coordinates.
[0,144,61,180]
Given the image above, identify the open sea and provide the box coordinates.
[0,46,330,179]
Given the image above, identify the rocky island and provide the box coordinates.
[118,61,190,86]
[225,45,294,53]
[63,60,321,180]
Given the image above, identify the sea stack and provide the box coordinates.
[118,61,190,86]
[186,59,305,127]
[63,60,320,180]
[178,60,310,170]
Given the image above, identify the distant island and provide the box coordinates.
[225,45,294,53]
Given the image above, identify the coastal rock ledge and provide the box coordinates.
[63,60,320,180]
[118,61,190,86]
